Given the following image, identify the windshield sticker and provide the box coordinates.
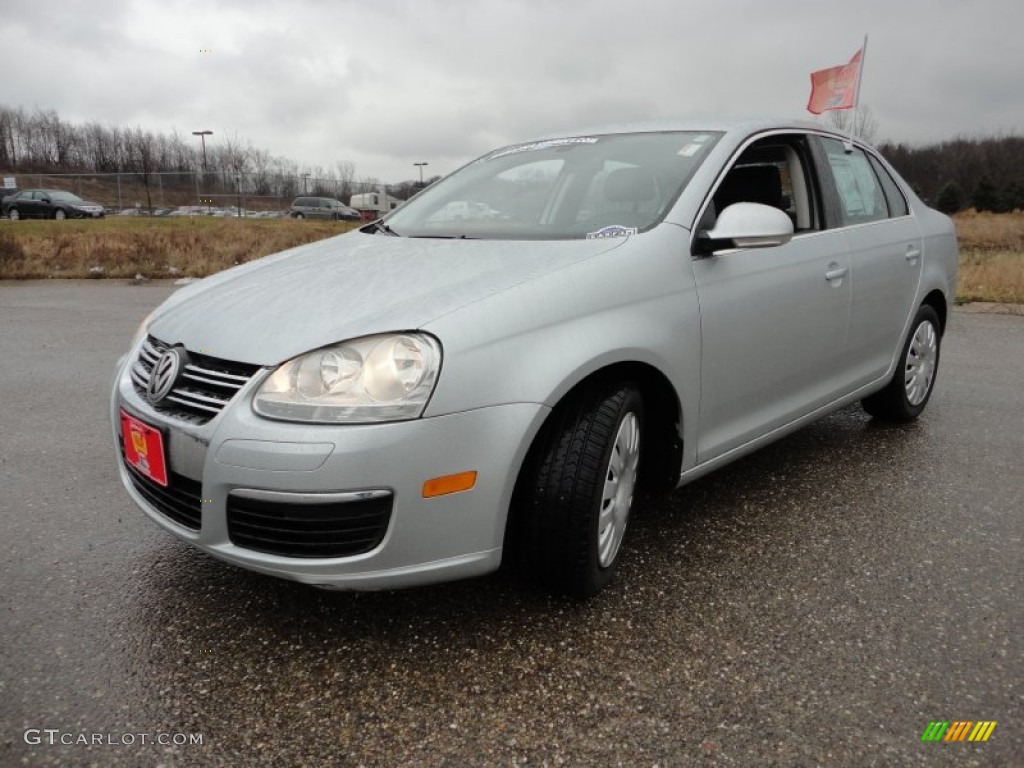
[586,224,638,240]
[678,143,702,157]
[492,136,599,159]
[692,134,711,144]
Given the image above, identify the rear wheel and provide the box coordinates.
[514,382,644,597]
[862,304,942,421]
[54,209,66,221]
[8,208,19,221]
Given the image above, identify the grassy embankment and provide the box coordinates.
[952,211,1024,305]
[0,217,359,280]
[0,211,1021,304]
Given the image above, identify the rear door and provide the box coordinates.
[692,132,853,462]
[25,191,48,218]
[815,138,923,387]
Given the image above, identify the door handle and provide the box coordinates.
[825,266,848,281]
[905,246,921,263]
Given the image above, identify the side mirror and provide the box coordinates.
[697,202,794,254]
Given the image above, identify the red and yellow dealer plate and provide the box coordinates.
[120,410,168,487]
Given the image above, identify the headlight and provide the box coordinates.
[253,333,442,423]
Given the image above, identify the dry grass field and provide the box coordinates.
[0,211,1021,303]
[953,211,1024,304]
[0,217,358,280]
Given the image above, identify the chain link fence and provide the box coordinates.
[2,171,392,215]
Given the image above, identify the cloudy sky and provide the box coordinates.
[2,0,1022,183]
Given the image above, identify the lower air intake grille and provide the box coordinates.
[122,454,203,531]
[226,492,392,558]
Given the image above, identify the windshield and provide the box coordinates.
[384,131,721,240]
[49,191,83,202]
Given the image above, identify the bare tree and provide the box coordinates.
[250,148,273,195]
[124,127,158,212]
[335,160,356,203]
[826,105,879,143]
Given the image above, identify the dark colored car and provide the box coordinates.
[289,196,361,221]
[3,189,105,220]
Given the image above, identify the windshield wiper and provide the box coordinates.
[362,220,400,236]
[409,233,480,240]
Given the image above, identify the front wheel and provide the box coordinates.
[514,382,644,597]
[862,304,942,421]
[8,208,19,221]
[54,209,66,221]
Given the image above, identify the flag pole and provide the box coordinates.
[846,34,868,151]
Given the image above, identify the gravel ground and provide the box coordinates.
[1,281,1021,767]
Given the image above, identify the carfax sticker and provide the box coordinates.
[586,224,638,240]
[492,136,599,158]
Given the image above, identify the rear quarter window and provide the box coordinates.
[867,154,910,217]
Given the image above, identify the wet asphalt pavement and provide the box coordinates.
[1,281,1021,767]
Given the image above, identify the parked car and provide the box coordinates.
[3,189,105,220]
[290,196,361,220]
[111,120,957,597]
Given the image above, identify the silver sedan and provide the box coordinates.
[110,120,958,597]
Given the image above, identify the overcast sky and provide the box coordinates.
[2,0,1022,183]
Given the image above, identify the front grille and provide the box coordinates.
[130,336,262,425]
[227,493,393,558]
[121,452,203,530]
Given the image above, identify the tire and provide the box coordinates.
[294,213,304,220]
[54,209,66,221]
[8,208,19,221]
[862,304,942,422]
[514,382,644,597]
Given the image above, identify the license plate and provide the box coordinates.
[120,410,168,486]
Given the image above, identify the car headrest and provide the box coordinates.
[605,167,657,203]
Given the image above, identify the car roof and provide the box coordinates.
[527,117,841,142]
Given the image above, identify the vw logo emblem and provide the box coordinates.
[147,347,187,404]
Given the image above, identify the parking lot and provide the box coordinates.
[1,280,1021,766]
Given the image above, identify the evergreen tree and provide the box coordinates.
[935,182,964,214]
[1000,181,1024,212]
[972,178,999,212]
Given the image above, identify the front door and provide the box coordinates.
[693,231,852,462]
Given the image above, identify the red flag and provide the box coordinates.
[807,48,863,114]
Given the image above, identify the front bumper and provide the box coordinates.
[111,353,548,590]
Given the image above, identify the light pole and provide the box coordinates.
[414,162,429,186]
[192,130,213,173]
[302,173,310,194]
[192,130,212,212]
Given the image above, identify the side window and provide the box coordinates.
[820,138,888,225]
[867,154,909,217]
[706,134,820,233]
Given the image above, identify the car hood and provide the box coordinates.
[148,231,626,366]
